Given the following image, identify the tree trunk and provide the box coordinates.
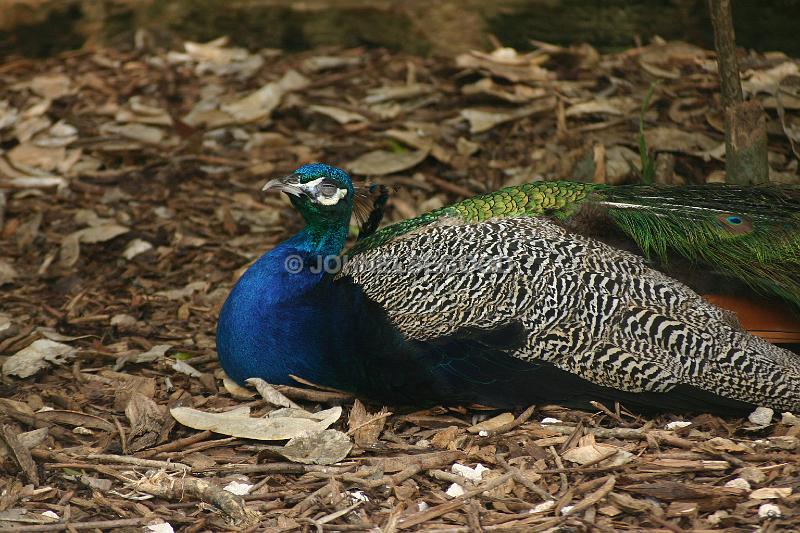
[709,0,769,184]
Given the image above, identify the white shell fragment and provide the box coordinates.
[540,417,562,425]
[451,463,489,482]
[530,500,556,514]
[758,503,782,519]
[724,478,751,491]
[665,421,692,430]
[445,483,465,498]
[223,481,253,496]
[146,522,175,533]
[748,407,774,426]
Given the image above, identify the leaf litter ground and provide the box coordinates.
[1,35,799,532]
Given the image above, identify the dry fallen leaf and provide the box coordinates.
[172,359,203,378]
[80,224,130,243]
[0,426,39,485]
[431,426,461,449]
[780,412,800,426]
[302,55,362,72]
[170,405,342,440]
[0,428,49,460]
[565,97,638,117]
[2,339,77,378]
[123,238,153,260]
[126,392,166,451]
[221,70,309,124]
[743,62,799,95]
[113,344,172,371]
[364,83,434,104]
[0,315,18,342]
[116,96,173,126]
[0,260,18,286]
[347,149,429,175]
[28,74,74,99]
[222,375,257,399]
[7,143,66,172]
[705,437,753,453]
[270,429,353,465]
[456,49,551,83]
[247,377,300,409]
[0,169,65,189]
[749,487,792,500]
[309,104,367,124]
[638,41,706,68]
[0,100,18,130]
[135,344,172,363]
[561,435,634,468]
[59,224,130,268]
[467,412,514,434]
[461,98,556,133]
[347,399,389,447]
[461,78,546,104]
[15,114,51,143]
[102,123,165,144]
[36,409,116,432]
[184,37,249,64]
[223,481,253,496]
[643,126,718,154]
[156,281,210,300]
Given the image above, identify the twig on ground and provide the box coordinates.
[85,453,190,472]
[137,430,214,458]
[495,455,553,500]
[128,470,261,528]
[562,475,615,516]
[0,517,158,532]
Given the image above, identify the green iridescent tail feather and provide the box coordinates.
[598,184,800,307]
[348,180,800,307]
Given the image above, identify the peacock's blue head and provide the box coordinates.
[263,163,354,226]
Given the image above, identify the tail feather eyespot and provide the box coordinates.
[717,213,753,234]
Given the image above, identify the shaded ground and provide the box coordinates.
[1,35,800,531]
[5,0,800,59]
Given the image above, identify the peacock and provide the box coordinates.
[216,163,800,414]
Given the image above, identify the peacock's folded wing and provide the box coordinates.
[339,216,800,411]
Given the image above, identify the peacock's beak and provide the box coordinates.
[262,174,306,197]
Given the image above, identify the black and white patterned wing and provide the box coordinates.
[339,217,800,411]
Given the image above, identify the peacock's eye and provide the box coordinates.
[726,216,742,224]
[319,181,339,197]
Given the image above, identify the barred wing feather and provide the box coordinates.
[339,217,800,411]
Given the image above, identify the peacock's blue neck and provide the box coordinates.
[216,218,351,386]
[289,220,350,258]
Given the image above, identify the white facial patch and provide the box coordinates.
[300,177,348,206]
[317,188,348,205]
